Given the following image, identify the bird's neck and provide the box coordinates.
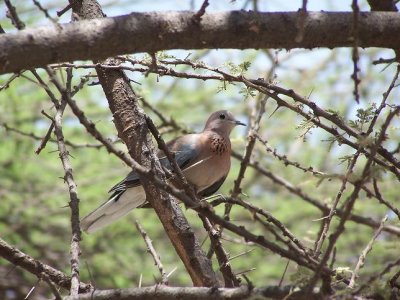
[204,130,231,155]
[204,127,231,138]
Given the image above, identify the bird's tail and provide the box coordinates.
[81,186,146,233]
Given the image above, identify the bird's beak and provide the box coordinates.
[235,120,246,126]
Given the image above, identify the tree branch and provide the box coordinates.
[0,238,91,293]
[348,215,388,289]
[2,11,400,74]
[45,67,81,296]
[135,221,168,285]
[70,0,218,287]
[63,284,321,300]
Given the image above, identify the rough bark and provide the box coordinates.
[0,238,91,293]
[71,0,218,287]
[63,285,321,300]
[1,11,400,74]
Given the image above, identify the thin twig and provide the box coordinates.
[256,134,327,177]
[32,0,58,24]
[353,258,400,294]
[229,249,254,261]
[215,196,313,261]
[313,148,362,257]
[24,278,40,299]
[279,260,290,287]
[35,123,55,154]
[295,0,308,43]
[192,0,209,23]
[351,0,360,103]
[199,214,240,287]
[135,221,168,285]
[348,215,388,288]
[373,178,400,220]
[5,0,25,29]
[230,151,400,236]
[307,96,400,295]
[54,60,400,178]
[0,72,21,90]
[42,274,62,300]
[235,268,256,276]
[57,3,72,17]
[45,67,81,296]
[226,96,268,219]
[389,269,400,289]
[1,122,105,149]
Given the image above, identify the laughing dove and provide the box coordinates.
[81,110,245,233]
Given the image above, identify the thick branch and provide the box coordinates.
[71,0,218,287]
[63,285,320,300]
[2,11,400,74]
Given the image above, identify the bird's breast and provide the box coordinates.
[210,136,229,155]
[183,133,231,193]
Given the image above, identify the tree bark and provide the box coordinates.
[1,11,400,74]
[63,285,321,300]
[71,0,218,287]
[0,238,91,293]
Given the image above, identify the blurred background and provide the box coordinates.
[0,1,399,299]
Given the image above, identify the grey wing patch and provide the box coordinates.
[199,176,227,197]
[108,142,199,199]
[159,144,200,172]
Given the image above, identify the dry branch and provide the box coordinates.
[55,59,400,179]
[63,284,320,300]
[46,67,81,296]
[230,151,400,236]
[199,215,240,287]
[348,215,388,288]
[135,221,168,285]
[70,0,218,287]
[2,11,400,74]
[0,238,91,293]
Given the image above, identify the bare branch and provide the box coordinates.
[4,0,25,30]
[57,3,72,17]
[70,0,218,287]
[135,221,168,285]
[55,60,400,178]
[0,238,91,293]
[1,122,104,150]
[295,0,308,43]
[348,215,388,289]
[226,96,267,219]
[230,151,400,236]
[212,196,313,262]
[192,0,209,23]
[3,11,400,74]
[313,148,362,257]
[353,258,400,294]
[199,214,240,287]
[351,0,360,103]
[45,67,81,296]
[63,284,323,300]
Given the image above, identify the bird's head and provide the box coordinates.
[203,110,246,136]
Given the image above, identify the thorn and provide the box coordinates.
[166,266,177,278]
[269,105,280,118]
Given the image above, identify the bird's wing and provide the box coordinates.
[199,175,227,197]
[108,136,200,196]
[81,137,201,233]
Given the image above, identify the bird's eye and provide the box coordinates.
[219,114,226,119]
